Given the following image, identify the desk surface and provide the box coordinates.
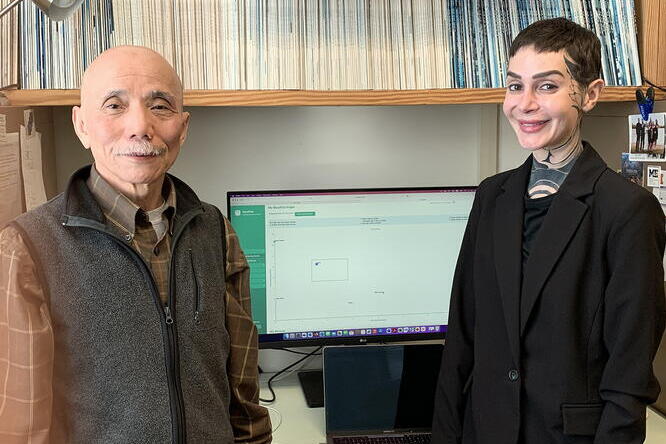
[260,372,666,444]
[261,372,326,444]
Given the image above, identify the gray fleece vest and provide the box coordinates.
[12,166,234,444]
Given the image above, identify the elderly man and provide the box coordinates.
[0,46,271,443]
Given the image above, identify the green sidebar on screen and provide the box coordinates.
[229,205,267,334]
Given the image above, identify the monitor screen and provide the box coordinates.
[227,187,475,348]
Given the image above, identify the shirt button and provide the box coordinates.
[508,369,520,382]
[153,246,160,255]
[124,234,133,242]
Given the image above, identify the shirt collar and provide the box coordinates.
[86,165,177,237]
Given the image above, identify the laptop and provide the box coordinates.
[324,343,443,444]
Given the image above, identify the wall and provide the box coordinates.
[54,105,493,212]
[0,107,57,199]
[55,101,651,196]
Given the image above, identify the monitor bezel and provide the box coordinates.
[227,185,476,349]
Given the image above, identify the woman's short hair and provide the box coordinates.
[509,17,602,88]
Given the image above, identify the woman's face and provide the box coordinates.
[502,46,584,152]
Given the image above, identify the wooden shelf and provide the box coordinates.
[1,87,663,107]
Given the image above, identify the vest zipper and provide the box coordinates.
[97,232,184,444]
[189,249,201,325]
[63,210,203,444]
[163,304,184,444]
[167,210,203,444]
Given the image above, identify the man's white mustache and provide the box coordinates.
[115,141,167,157]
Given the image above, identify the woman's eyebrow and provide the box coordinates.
[506,70,565,80]
[532,70,565,79]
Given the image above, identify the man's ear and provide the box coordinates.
[178,111,190,146]
[72,106,91,149]
[582,78,605,112]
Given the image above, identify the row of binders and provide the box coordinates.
[0,0,19,89]
[4,0,643,91]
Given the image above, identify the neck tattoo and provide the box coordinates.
[528,143,582,199]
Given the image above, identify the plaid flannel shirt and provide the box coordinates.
[0,167,271,443]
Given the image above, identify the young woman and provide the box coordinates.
[432,18,665,444]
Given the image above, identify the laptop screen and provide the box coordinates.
[324,344,443,434]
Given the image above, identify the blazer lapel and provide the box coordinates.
[519,143,607,335]
[519,194,587,334]
[494,156,531,365]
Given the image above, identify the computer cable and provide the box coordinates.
[263,405,283,433]
[278,347,323,356]
[259,346,323,403]
[258,349,319,397]
[269,352,318,385]
[644,78,666,93]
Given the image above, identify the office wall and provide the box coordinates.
[54,102,643,196]
[0,107,58,199]
[53,105,491,211]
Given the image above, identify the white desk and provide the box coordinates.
[260,372,326,444]
[260,372,666,444]
[647,408,666,443]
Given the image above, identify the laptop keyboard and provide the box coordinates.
[332,433,431,444]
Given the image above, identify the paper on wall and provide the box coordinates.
[628,112,666,161]
[23,109,34,136]
[19,124,47,211]
[0,114,6,142]
[654,186,666,204]
[0,132,23,226]
[647,165,662,187]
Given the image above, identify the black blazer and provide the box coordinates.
[432,143,666,444]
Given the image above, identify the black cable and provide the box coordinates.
[278,347,323,356]
[644,78,666,93]
[259,346,323,403]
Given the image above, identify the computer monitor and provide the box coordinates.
[227,186,476,349]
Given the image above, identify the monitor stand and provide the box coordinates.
[297,369,324,408]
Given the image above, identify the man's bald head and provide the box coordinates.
[80,46,184,110]
[71,45,190,203]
